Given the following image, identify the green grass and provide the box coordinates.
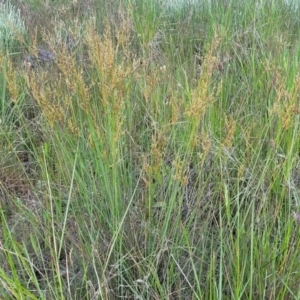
[1,0,300,298]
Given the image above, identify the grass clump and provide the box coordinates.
[1,0,300,299]
[0,1,26,54]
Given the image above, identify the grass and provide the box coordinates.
[1,0,300,298]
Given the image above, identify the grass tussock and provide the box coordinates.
[1,0,300,299]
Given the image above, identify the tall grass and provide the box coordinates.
[0,2,26,53]
[1,0,300,298]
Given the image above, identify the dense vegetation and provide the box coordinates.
[1,0,300,298]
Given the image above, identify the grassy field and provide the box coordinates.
[1,0,300,298]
